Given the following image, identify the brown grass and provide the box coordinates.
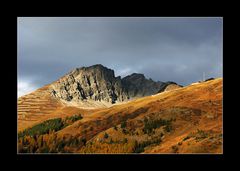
[18,78,222,153]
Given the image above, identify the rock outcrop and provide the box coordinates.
[50,64,128,104]
[122,73,164,97]
[49,64,181,104]
[158,81,182,93]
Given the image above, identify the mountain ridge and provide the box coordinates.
[17,64,182,130]
[48,64,181,105]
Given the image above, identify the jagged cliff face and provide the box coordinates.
[49,64,180,104]
[50,65,128,104]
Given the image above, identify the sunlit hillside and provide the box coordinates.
[17,78,222,153]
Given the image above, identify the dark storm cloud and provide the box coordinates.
[17,17,222,97]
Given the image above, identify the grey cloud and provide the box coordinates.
[18,17,222,93]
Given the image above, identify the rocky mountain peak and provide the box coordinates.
[49,64,181,105]
[70,64,115,80]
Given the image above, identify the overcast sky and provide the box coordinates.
[17,17,223,97]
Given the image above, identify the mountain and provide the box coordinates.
[158,81,183,93]
[122,73,164,97]
[49,64,181,105]
[18,78,222,153]
[49,64,181,104]
[18,64,181,130]
[49,64,128,104]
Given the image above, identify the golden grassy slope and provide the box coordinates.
[58,78,222,153]
[18,78,222,153]
[17,85,99,131]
